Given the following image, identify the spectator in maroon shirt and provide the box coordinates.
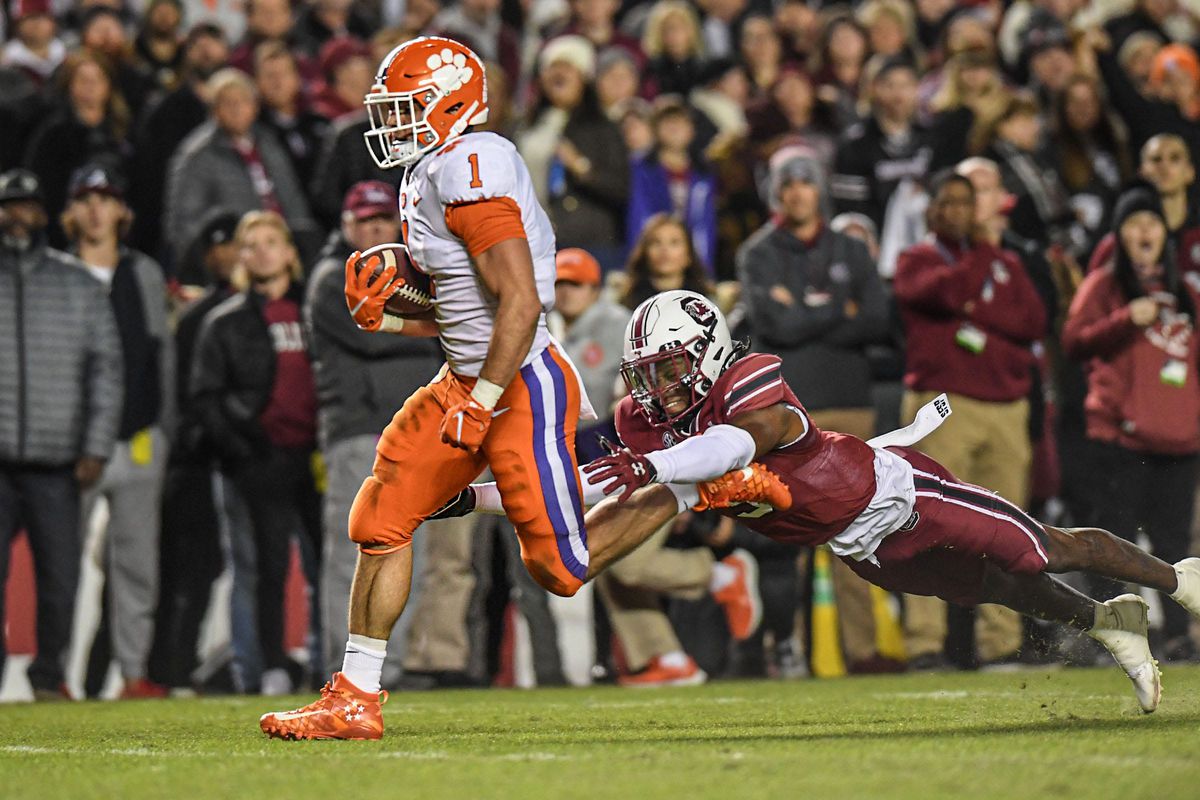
[1063,184,1200,661]
[893,170,1046,670]
[191,210,322,693]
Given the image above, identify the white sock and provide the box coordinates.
[341,634,387,694]
[474,482,505,514]
[709,561,737,593]
[658,650,689,669]
[666,482,700,513]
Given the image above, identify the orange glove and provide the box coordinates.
[439,398,492,453]
[694,464,792,512]
[344,250,404,331]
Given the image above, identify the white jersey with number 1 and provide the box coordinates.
[398,131,556,378]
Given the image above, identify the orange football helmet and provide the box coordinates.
[363,36,489,169]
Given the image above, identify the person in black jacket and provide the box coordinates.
[736,153,893,672]
[303,182,442,677]
[192,210,322,695]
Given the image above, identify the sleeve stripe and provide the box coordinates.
[727,379,785,415]
[726,368,783,409]
[724,363,778,399]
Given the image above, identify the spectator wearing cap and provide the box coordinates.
[23,50,131,248]
[0,168,122,700]
[893,170,1046,670]
[1063,183,1200,661]
[642,0,708,97]
[61,164,174,699]
[518,35,628,270]
[165,68,316,268]
[830,57,932,232]
[1017,9,1076,100]
[310,36,373,122]
[133,0,185,94]
[192,210,322,694]
[147,209,241,691]
[293,0,375,61]
[181,0,248,44]
[79,5,155,120]
[128,22,229,260]
[432,0,522,88]
[303,181,441,677]
[254,42,330,191]
[626,98,718,271]
[1,0,65,86]
[735,155,891,674]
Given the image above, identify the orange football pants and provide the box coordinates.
[348,346,589,596]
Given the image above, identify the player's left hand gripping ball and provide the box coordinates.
[439,398,492,453]
[344,249,403,331]
[583,448,658,503]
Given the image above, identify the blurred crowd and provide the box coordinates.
[3,0,1200,699]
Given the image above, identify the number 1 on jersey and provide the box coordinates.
[467,153,483,189]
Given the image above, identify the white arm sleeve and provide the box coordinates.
[643,424,757,484]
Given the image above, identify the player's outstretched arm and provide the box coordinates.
[585,404,805,501]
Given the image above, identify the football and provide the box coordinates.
[355,243,434,318]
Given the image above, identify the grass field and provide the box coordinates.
[2,666,1199,799]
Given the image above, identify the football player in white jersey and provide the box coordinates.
[260,37,757,740]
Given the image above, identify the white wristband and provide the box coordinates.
[470,377,505,410]
[379,315,405,333]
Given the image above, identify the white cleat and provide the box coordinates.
[1087,594,1161,713]
[1169,558,1200,619]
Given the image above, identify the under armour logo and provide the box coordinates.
[631,462,645,477]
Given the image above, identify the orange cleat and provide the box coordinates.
[695,463,791,512]
[712,549,762,641]
[259,672,388,741]
[618,655,707,688]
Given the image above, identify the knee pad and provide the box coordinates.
[348,477,414,555]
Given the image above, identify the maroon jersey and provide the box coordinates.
[614,353,878,546]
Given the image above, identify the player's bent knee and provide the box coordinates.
[348,476,415,552]
[522,553,584,597]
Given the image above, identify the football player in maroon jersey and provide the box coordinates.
[449,289,1200,712]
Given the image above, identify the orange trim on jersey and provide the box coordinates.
[444,197,526,257]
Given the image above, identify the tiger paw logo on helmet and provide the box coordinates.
[426,49,475,93]
[364,37,489,170]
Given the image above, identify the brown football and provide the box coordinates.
[355,243,434,318]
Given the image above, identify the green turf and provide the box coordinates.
[2,666,1199,799]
